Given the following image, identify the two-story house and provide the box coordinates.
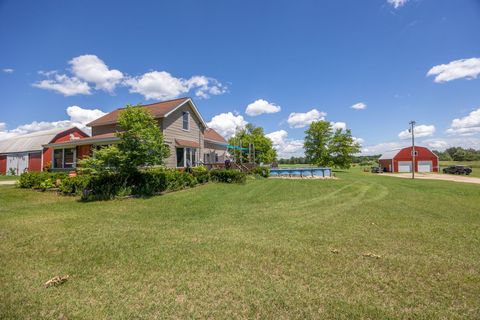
[44,97,228,170]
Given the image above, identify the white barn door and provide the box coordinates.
[398,161,412,173]
[6,153,29,175]
[418,161,432,173]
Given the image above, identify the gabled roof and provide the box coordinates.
[204,128,227,144]
[86,97,207,128]
[0,127,86,154]
[44,133,119,148]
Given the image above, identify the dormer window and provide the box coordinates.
[182,111,189,130]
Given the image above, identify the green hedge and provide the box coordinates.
[251,166,270,178]
[18,172,67,189]
[19,167,246,201]
[209,169,246,184]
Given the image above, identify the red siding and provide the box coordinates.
[383,146,438,172]
[0,155,6,174]
[42,127,89,171]
[28,152,42,172]
[77,144,92,160]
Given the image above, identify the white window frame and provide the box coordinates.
[52,148,77,169]
[176,147,197,168]
[182,111,190,131]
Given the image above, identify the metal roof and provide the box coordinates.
[0,128,75,154]
[378,149,402,160]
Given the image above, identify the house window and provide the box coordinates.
[53,148,76,169]
[53,149,63,168]
[176,148,184,167]
[176,147,197,167]
[182,112,189,130]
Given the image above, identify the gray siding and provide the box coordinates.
[203,141,227,164]
[92,124,118,136]
[162,102,204,167]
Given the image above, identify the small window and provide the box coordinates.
[411,150,419,156]
[182,112,189,130]
[53,149,63,168]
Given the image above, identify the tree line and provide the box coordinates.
[433,147,480,162]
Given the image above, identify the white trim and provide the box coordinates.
[164,98,207,129]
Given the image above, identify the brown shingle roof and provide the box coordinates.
[87,97,190,127]
[204,128,227,144]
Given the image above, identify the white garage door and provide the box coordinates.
[418,161,432,173]
[6,153,29,175]
[398,161,412,173]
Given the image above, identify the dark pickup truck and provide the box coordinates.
[443,165,472,175]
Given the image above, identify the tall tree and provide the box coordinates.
[228,123,277,164]
[304,121,361,168]
[117,104,170,170]
[304,121,333,167]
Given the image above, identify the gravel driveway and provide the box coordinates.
[380,173,480,184]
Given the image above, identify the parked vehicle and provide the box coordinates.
[371,166,381,173]
[442,165,472,175]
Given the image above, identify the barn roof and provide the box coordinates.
[378,149,401,160]
[0,128,79,154]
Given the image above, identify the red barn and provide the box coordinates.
[379,146,439,173]
[0,127,88,175]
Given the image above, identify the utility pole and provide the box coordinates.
[409,120,416,179]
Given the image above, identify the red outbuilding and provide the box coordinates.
[378,146,439,173]
[0,127,88,175]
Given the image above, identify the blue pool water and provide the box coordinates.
[269,168,331,177]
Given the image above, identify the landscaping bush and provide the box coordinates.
[251,166,270,178]
[80,172,126,201]
[191,165,209,184]
[59,175,91,195]
[165,169,198,191]
[209,169,246,184]
[130,168,168,196]
[18,171,67,189]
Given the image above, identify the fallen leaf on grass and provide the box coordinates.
[45,275,69,288]
[330,248,339,254]
[363,252,381,259]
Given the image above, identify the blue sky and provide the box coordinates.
[1,0,479,157]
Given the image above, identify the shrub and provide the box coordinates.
[59,175,91,195]
[130,168,168,196]
[165,169,198,191]
[18,172,67,189]
[209,169,246,184]
[251,166,270,178]
[191,165,209,184]
[81,172,126,201]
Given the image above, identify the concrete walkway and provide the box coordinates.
[0,180,17,185]
[381,173,480,185]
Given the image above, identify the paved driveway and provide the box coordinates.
[380,173,480,185]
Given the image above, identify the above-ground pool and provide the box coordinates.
[269,167,332,178]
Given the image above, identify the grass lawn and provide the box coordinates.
[1,169,480,319]
[0,175,18,181]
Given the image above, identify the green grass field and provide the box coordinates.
[1,169,480,319]
[0,175,18,181]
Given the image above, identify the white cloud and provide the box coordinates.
[266,130,304,158]
[125,71,226,101]
[287,109,326,128]
[351,102,367,110]
[353,137,365,145]
[206,112,247,139]
[245,99,281,116]
[398,124,436,139]
[427,58,480,83]
[69,55,123,92]
[331,121,347,131]
[0,106,105,140]
[33,72,91,96]
[361,141,407,155]
[446,108,480,136]
[2,68,14,73]
[387,0,408,8]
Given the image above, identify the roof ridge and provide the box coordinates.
[116,97,190,111]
